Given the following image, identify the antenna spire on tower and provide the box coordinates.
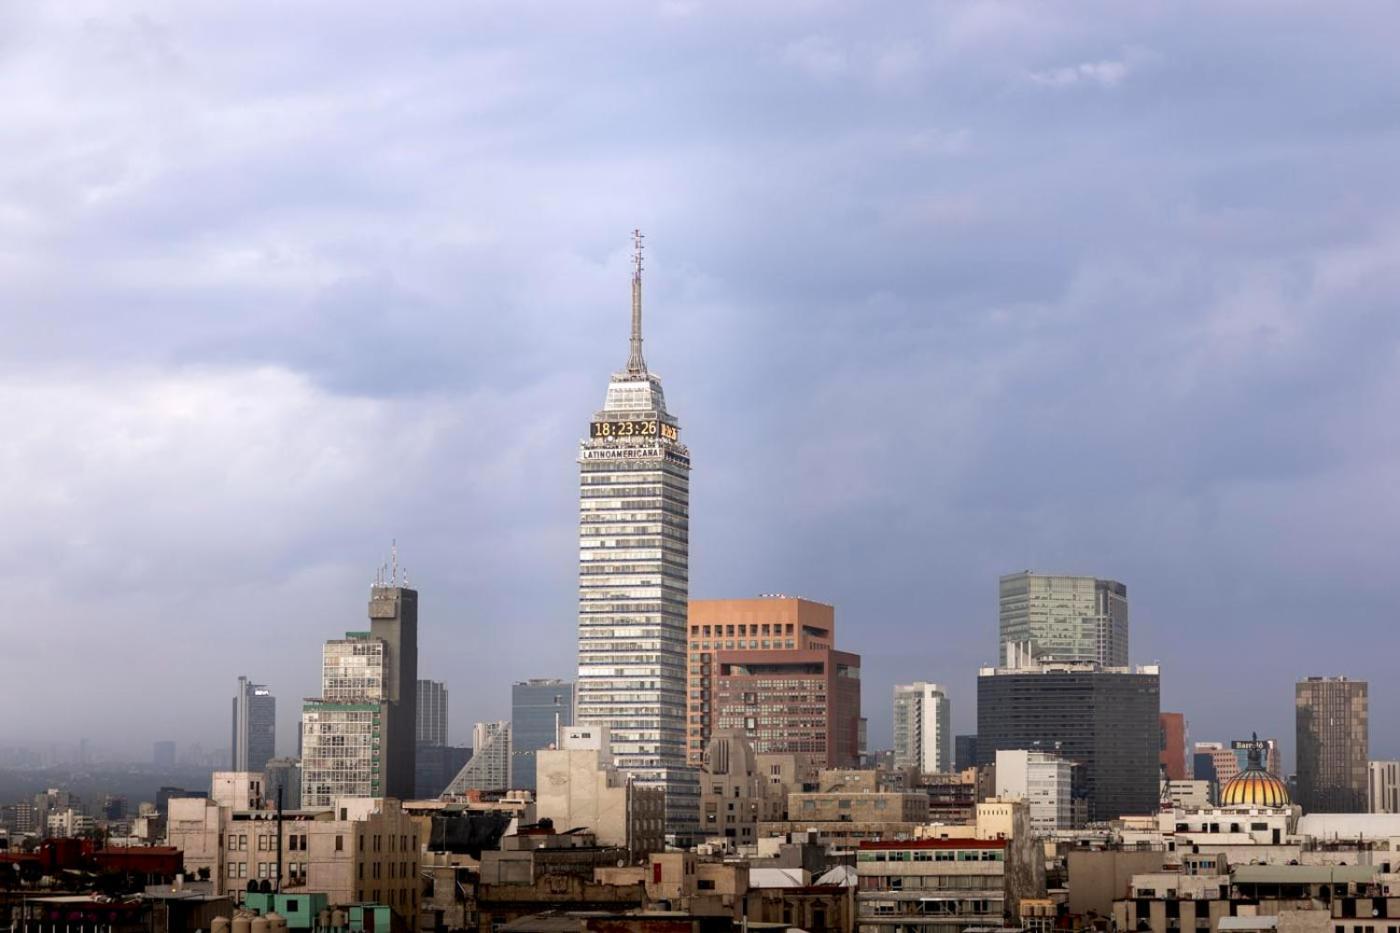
[626,228,647,374]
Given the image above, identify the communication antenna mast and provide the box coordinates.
[626,228,647,374]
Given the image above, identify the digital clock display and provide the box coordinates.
[590,419,679,441]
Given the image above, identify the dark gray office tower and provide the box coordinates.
[977,661,1160,821]
[231,676,276,773]
[512,679,575,791]
[369,582,418,801]
[417,679,449,747]
[954,735,978,773]
[1296,676,1368,813]
[264,757,302,810]
[416,745,473,799]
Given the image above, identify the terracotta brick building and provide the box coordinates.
[687,596,861,769]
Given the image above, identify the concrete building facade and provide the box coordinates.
[1368,761,1400,814]
[995,749,1072,833]
[688,596,862,769]
[998,571,1129,667]
[367,583,417,801]
[1296,676,1368,813]
[856,827,1046,933]
[534,725,665,860]
[166,793,420,922]
[574,235,696,831]
[697,731,783,845]
[893,682,952,774]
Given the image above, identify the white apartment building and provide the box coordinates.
[996,749,1072,833]
[1369,760,1400,813]
[892,682,951,774]
[301,633,389,808]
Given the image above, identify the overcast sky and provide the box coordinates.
[3,2,1399,769]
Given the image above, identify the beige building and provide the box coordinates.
[166,794,420,922]
[211,771,266,810]
[535,725,665,859]
[761,769,931,847]
[856,814,1047,933]
[699,731,785,845]
[789,770,929,823]
[1113,857,1377,933]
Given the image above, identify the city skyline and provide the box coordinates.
[5,4,1400,768]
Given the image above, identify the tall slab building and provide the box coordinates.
[893,682,951,774]
[1296,676,1368,813]
[231,676,276,774]
[302,566,418,808]
[417,679,448,747]
[575,231,696,831]
[368,581,418,800]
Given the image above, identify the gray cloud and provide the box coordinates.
[2,2,1399,765]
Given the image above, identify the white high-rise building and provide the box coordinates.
[575,231,696,832]
[892,683,951,774]
[996,748,1072,833]
[302,632,389,808]
[1369,761,1400,814]
[442,722,512,793]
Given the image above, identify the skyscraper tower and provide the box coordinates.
[892,682,951,774]
[369,575,418,801]
[1296,676,1368,812]
[998,572,1129,667]
[576,231,696,831]
[301,553,418,808]
[417,679,448,747]
[231,676,276,773]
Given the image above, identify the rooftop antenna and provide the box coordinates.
[391,539,399,587]
[626,228,647,374]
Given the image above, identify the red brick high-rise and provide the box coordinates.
[687,597,861,768]
[1160,712,1188,781]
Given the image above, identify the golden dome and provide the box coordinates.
[1219,735,1289,808]
[1220,769,1290,807]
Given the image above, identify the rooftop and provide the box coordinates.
[1232,865,1376,885]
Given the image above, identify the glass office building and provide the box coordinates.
[511,679,574,791]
